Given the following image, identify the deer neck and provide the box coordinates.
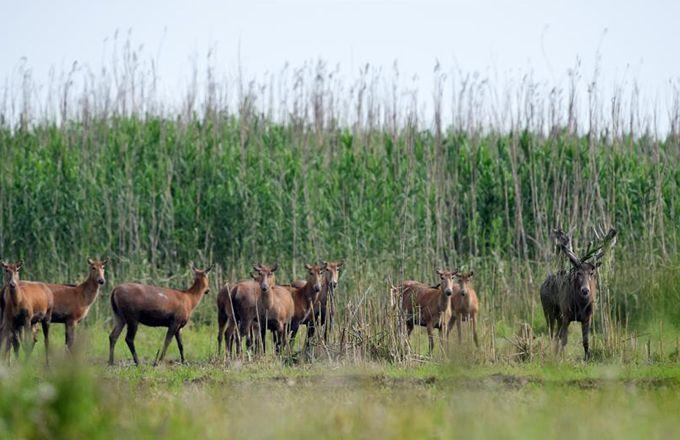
[185,278,209,309]
[80,275,101,304]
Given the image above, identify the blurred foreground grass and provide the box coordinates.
[2,322,680,439]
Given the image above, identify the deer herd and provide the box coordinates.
[0,227,615,366]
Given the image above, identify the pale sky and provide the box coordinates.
[1,0,678,127]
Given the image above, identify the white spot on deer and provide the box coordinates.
[157,292,168,300]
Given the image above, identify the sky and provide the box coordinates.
[1,0,679,125]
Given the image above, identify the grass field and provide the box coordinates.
[2,321,680,439]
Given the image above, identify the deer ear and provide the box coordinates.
[205,263,215,273]
[436,269,443,276]
[88,258,94,265]
[337,261,344,268]
[16,261,23,270]
[304,263,312,271]
[468,270,474,277]
[102,257,110,265]
[0,262,7,269]
[253,264,261,272]
[271,263,279,272]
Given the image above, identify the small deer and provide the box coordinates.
[108,263,212,366]
[0,261,53,364]
[398,269,457,354]
[449,271,479,347]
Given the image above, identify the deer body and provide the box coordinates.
[217,279,263,355]
[399,269,456,354]
[0,262,53,364]
[36,258,107,351]
[288,264,324,346]
[108,265,212,366]
[449,272,479,347]
[540,228,615,360]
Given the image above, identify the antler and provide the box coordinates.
[553,228,580,267]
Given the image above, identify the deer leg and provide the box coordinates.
[555,320,569,356]
[154,326,176,366]
[289,320,299,349]
[22,318,34,359]
[65,321,76,353]
[456,314,463,344]
[124,322,140,366]
[11,331,20,360]
[41,320,50,366]
[426,323,435,354]
[471,314,479,348]
[259,323,267,354]
[406,319,414,337]
[217,312,227,356]
[581,320,591,361]
[175,330,185,363]
[108,318,125,366]
[225,319,235,357]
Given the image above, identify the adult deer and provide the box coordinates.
[34,258,108,351]
[397,269,457,354]
[449,271,479,347]
[540,228,616,360]
[0,261,53,364]
[108,263,213,366]
[290,260,343,344]
[288,263,324,346]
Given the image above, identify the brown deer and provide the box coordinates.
[32,258,108,351]
[0,261,53,364]
[288,263,324,346]
[449,271,479,347]
[217,272,262,356]
[540,228,616,360]
[252,264,294,353]
[289,260,343,344]
[108,264,213,366]
[398,269,457,354]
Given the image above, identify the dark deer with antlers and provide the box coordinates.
[108,263,213,366]
[540,228,616,360]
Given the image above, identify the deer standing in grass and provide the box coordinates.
[0,261,53,364]
[448,271,479,347]
[108,264,212,366]
[33,258,107,352]
[398,269,457,354]
[291,261,343,344]
[288,263,324,346]
[217,271,262,356]
[254,264,294,353]
[540,228,616,360]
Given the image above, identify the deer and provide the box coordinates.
[289,260,343,344]
[287,263,324,346]
[448,271,479,347]
[397,269,457,354]
[108,263,213,366]
[252,264,294,354]
[0,261,53,364]
[217,271,262,356]
[32,258,108,352]
[540,227,616,360]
